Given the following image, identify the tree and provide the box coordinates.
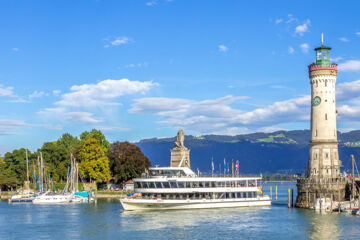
[78,138,111,183]
[80,129,110,154]
[57,133,80,154]
[4,148,28,182]
[40,141,68,182]
[108,141,151,184]
[0,155,20,190]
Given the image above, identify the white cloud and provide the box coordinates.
[129,95,308,133]
[336,79,360,102]
[124,62,149,68]
[218,45,228,52]
[111,37,131,46]
[285,14,297,24]
[258,126,286,133]
[0,85,14,97]
[53,90,61,96]
[55,78,158,107]
[29,90,47,99]
[338,60,360,71]
[339,37,349,42]
[129,79,360,134]
[275,19,283,24]
[356,32,360,36]
[330,57,343,62]
[295,19,311,36]
[300,43,309,53]
[94,126,130,132]
[7,98,30,103]
[38,107,102,124]
[0,119,28,130]
[288,46,295,54]
[12,48,19,52]
[146,1,157,6]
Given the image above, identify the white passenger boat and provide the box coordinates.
[120,167,271,211]
[32,191,73,204]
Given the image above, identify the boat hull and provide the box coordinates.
[120,197,271,211]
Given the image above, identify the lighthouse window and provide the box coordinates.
[316,130,318,137]
[325,81,327,87]
[325,114,328,120]
[326,153,329,158]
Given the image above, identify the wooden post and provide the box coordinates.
[270,186,272,200]
[331,194,333,212]
[291,188,294,207]
[275,186,278,200]
[288,188,291,208]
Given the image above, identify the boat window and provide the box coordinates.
[199,182,204,188]
[170,182,178,188]
[211,181,216,188]
[134,182,140,188]
[232,192,236,198]
[226,193,231,199]
[205,182,210,188]
[186,182,192,188]
[155,182,162,188]
[162,182,170,188]
[149,182,156,188]
[193,182,199,188]
[141,182,148,188]
[236,192,241,198]
[177,182,185,188]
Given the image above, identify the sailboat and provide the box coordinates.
[33,153,74,204]
[9,150,37,203]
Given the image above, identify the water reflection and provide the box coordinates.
[304,211,341,240]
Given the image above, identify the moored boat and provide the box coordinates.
[120,166,271,211]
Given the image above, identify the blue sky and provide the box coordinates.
[1,0,360,154]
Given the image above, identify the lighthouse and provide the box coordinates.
[295,34,347,208]
[308,33,341,179]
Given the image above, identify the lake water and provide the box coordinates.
[1,182,360,240]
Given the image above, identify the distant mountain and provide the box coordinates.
[136,130,360,174]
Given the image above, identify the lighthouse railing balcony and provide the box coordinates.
[308,62,338,72]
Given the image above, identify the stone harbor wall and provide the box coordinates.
[295,177,348,208]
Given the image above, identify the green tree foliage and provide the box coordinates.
[108,141,151,183]
[3,148,28,182]
[80,129,110,154]
[40,142,68,182]
[78,138,111,183]
[0,151,25,189]
[57,133,80,154]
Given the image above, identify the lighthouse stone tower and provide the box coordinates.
[296,34,347,208]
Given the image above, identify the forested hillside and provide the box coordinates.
[136,130,360,174]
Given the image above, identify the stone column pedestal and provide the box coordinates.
[170,147,190,168]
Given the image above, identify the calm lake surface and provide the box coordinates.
[1,182,360,240]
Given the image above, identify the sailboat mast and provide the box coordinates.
[352,155,355,201]
[37,156,41,192]
[26,149,29,182]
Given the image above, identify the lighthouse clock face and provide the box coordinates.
[313,96,321,106]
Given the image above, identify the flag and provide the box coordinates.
[224,158,226,175]
[235,160,239,175]
[232,159,234,176]
[211,157,214,172]
[227,166,230,175]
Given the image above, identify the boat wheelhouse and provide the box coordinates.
[120,167,271,210]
